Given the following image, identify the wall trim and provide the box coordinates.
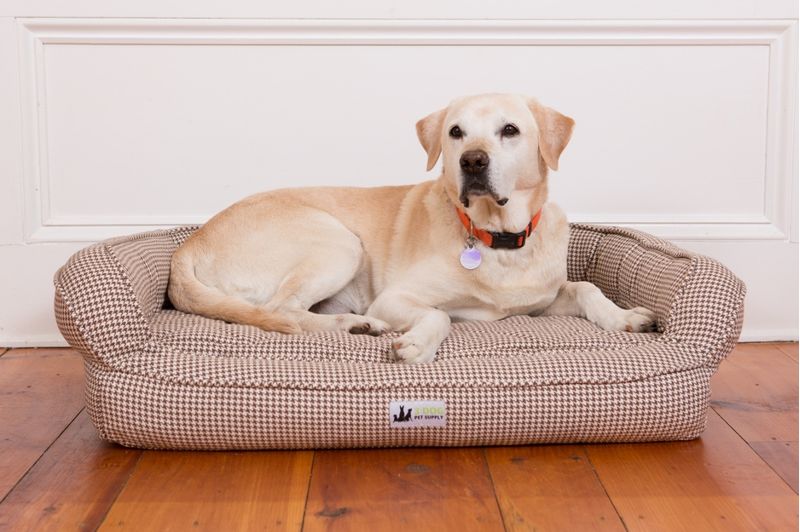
[1,335,71,348]
[738,330,800,343]
[16,18,798,243]
[15,18,799,45]
[30,212,787,243]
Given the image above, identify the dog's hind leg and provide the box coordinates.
[266,268,389,335]
[262,216,389,335]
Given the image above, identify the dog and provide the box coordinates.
[168,93,656,363]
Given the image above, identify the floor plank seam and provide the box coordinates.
[709,405,799,494]
[95,448,145,530]
[481,448,509,532]
[744,439,799,495]
[776,347,798,362]
[300,450,316,531]
[582,445,629,532]
[0,406,85,507]
[708,405,751,444]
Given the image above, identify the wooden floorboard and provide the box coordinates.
[0,349,85,501]
[304,448,505,531]
[711,342,798,496]
[0,344,796,530]
[485,444,625,531]
[749,441,799,493]
[99,450,313,530]
[586,410,798,531]
[776,342,799,362]
[0,410,142,530]
[711,344,799,441]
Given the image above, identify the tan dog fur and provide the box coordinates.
[168,93,656,363]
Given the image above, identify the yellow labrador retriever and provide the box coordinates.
[168,93,656,363]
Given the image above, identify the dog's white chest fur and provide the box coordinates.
[443,208,568,321]
[375,202,569,323]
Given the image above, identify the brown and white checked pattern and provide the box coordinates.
[87,360,713,450]
[666,256,747,365]
[54,243,151,365]
[571,224,746,362]
[566,225,603,283]
[107,235,177,320]
[83,359,110,441]
[53,284,93,362]
[54,223,745,449]
[168,225,199,249]
[586,233,691,328]
[127,342,706,396]
[149,311,659,364]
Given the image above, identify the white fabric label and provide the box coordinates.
[389,400,446,428]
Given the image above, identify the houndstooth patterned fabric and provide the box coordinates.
[54,224,745,449]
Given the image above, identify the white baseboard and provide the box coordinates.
[3,328,797,349]
[1,335,69,348]
[737,329,799,342]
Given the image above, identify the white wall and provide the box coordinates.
[1,1,797,346]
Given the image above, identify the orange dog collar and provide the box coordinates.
[456,208,542,250]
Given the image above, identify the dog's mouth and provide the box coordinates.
[459,181,508,208]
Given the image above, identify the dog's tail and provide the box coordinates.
[167,246,301,334]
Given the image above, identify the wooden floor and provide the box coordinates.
[0,343,796,531]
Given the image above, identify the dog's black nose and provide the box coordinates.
[460,150,489,175]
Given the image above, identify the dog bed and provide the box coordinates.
[53,224,745,449]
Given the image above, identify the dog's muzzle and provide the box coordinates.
[459,150,507,207]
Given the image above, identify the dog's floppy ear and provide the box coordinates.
[528,99,575,171]
[416,108,446,171]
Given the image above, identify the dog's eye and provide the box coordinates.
[501,124,519,137]
[449,125,463,139]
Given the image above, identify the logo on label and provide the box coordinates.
[393,404,414,422]
[389,401,446,428]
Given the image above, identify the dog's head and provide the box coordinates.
[416,94,574,208]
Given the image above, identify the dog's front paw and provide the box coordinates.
[391,332,437,364]
[614,307,658,333]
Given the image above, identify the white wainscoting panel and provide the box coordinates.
[16,19,796,242]
[1,12,797,346]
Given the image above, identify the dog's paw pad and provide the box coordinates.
[392,341,421,362]
[349,323,371,334]
[391,335,435,364]
[367,318,391,336]
[349,317,390,336]
[623,307,658,333]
